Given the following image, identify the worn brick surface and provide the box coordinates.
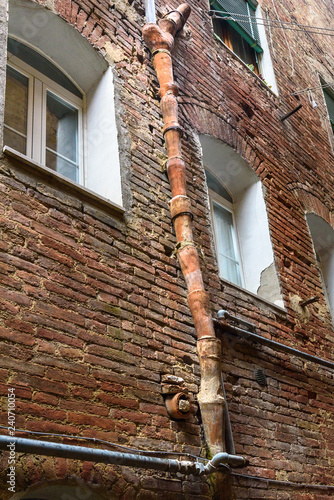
[0,0,333,498]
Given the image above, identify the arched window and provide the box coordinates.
[200,134,283,307]
[5,0,122,206]
[5,38,83,183]
[306,213,334,319]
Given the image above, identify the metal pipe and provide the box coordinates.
[280,104,303,121]
[206,452,248,474]
[299,295,319,307]
[145,0,156,23]
[215,318,334,371]
[142,5,226,456]
[0,435,247,475]
[221,373,236,455]
[231,472,334,490]
[217,310,256,332]
[0,435,205,475]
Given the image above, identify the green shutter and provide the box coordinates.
[211,0,263,53]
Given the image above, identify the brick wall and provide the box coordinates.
[0,0,333,498]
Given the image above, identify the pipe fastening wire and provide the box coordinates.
[163,155,184,171]
[171,240,196,257]
[161,9,186,32]
[151,48,171,59]
[163,124,183,136]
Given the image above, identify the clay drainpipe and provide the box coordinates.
[143,4,225,456]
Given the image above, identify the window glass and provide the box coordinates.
[323,87,334,133]
[306,213,334,320]
[202,136,283,304]
[210,0,262,73]
[5,39,83,183]
[205,169,232,202]
[46,91,79,182]
[7,38,82,98]
[213,201,243,286]
[7,0,123,206]
[4,65,28,154]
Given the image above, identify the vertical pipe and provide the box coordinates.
[142,4,226,457]
[145,0,156,23]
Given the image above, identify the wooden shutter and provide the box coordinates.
[211,0,263,53]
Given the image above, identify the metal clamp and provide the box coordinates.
[163,124,184,137]
[171,211,193,222]
[162,155,184,171]
[151,48,171,60]
[161,9,186,33]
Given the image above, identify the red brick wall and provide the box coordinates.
[0,0,333,498]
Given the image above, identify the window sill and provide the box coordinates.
[3,146,125,219]
[213,34,278,97]
[219,275,287,316]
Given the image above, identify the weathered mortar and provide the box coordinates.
[0,0,333,498]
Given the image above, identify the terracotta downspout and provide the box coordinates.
[143,4,225,456]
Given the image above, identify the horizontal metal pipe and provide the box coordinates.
[280,104,303,121]
[0,435,205,475]
[215,316,334,370]
[0,435,248,475]
[231,472,334,490]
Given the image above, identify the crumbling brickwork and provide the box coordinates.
[0,0,333,498]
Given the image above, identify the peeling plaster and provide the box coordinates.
[257,262,284,308]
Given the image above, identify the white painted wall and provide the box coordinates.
[86,68,122,206]
[306,213,334,318]
[256,6,278,95]
[234,181,274,294]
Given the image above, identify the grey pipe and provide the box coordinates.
[0,435,247,475]
[216,310,334,370]
[145,0,156,23]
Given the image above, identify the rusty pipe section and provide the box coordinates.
[143,5,226,456]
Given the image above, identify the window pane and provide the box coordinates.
[213,202,242,286]
[4,65,28,154]
[323,88,334,132]
[46,150,77,182]
[229,25,258,68]
[205,170,233,202]
[46,91,79,182]
[8,38,83,99]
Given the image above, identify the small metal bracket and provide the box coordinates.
[299,296,319,308]
[280,104,303,122]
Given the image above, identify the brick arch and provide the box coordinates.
[180,101,264,177]
[289,184,334,229]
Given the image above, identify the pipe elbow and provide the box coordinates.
[142,23,168,52]
[205,452,249,474]
[177,3,191,23]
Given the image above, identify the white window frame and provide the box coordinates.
[6,52,84,184]
[208,185,245,287]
